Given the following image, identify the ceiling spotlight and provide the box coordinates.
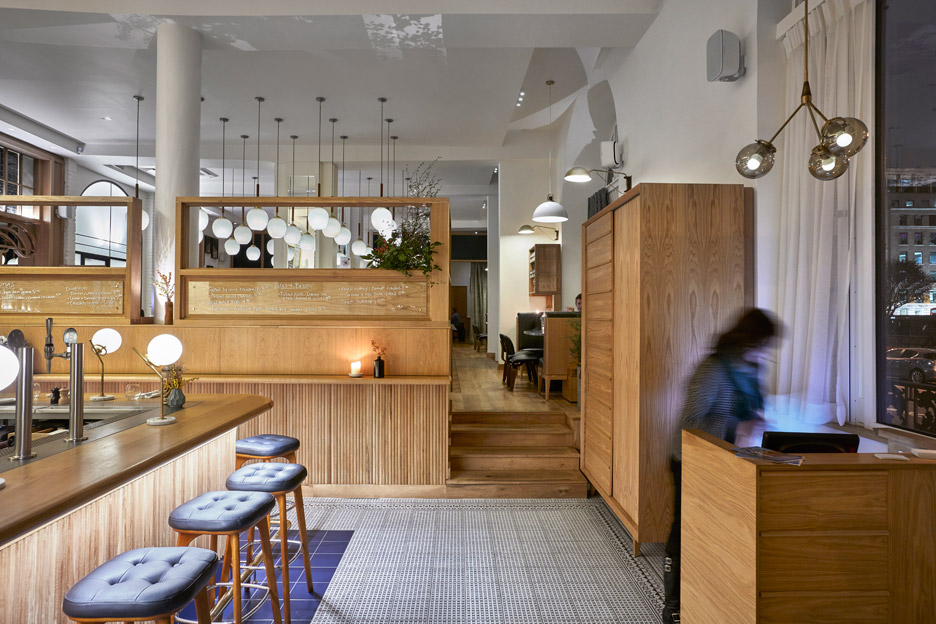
[102,116,113,121]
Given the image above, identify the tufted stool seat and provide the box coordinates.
[235,434,300,470]
[226,462,315,624]
[170,493,283,624]
[62,547,217,623]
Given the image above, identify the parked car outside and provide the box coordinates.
[886,348,936,383]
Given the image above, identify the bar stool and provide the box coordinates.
[62,547,217,624]
[226,462,313,624]
[235,434,300,469]
[169,491,283,624]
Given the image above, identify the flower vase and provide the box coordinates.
[164,301,174,325]
[373,356,385,378]
[166,388,186,408]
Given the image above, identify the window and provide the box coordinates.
[915,232,924,245]
[931,232,936,245]
[915,252,923,265]
[76,180,128,267]
[914,214,923,226]
[906,200,915,207]
[899,214,907,225]
[1,146,36,215]
[899,232,908,244]
[899,252,907,262]
[921,200,931,207]
[931,215,936,226]
[931,253,936,264]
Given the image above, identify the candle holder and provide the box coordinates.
[349,361,362,378]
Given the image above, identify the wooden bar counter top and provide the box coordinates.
[0,393,271,546]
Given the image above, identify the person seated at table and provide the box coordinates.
[451,307,466,342]
[565,293,583,313]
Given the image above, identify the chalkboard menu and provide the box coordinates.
[0,279,124,315]
[187,279,429,317]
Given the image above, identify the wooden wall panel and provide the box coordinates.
[759,472,889,532]
[0,431,235,624]
[889,469,936,623]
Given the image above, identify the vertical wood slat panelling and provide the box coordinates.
[0,432,235,624]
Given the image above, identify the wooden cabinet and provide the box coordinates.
[528,243,561,296]
[580,183,752,553]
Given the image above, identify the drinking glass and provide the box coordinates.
[125,383,141,401]
[33,382,41,401]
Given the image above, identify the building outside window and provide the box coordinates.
[914,252,923,264]
[931,232,936,245]
[905,200,915,207]
[899,232,908,244]
[915,232,923,245]
[0,146,36,216]
[914,214,923,226]
[899,214,907,225]
[76,180,128,267]
[899,252,907,262]
[930,252,936,264]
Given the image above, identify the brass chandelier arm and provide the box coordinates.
[89,341,107,397]
[768,102,805,145]
[806,103,824,141]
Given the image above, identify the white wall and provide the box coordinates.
[497,158,558,357]
[486,192,500,356]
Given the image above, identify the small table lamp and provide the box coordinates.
[89,328,122,402]
[133,334,183,426]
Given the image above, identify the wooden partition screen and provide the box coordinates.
[0,196,143,324]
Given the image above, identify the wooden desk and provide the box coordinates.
[681,430,936,623]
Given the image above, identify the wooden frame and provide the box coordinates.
[0,195,143,324]
[174,196,450,325]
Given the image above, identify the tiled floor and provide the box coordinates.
[180,497,664,623]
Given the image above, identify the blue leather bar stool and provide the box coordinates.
[226,462,313,624]
[169,491,283,624]
[235,434,300,470]
[62,547,217,624]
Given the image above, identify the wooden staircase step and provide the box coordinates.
[447,469,588,485]
[451,411,567,425]
[450,423,573,447]
[450,446,580,471]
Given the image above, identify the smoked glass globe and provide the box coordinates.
[735,140,776,179]
[821,117,869,157]
[807,144,849,181]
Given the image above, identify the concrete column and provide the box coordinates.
[154,23,202,322]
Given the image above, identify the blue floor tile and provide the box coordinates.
[323,530,354,541]
[315,541,349,554]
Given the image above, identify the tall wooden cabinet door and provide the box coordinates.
[582,212,614,494]
[612,197,641,518]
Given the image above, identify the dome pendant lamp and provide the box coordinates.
[284,134,302,246]
[211,117,233,239]
[246,97,270,230]
[735,0,867,181]
[532,80,568,223]
[266,119,287,238]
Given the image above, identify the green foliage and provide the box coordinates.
[568,317,582,365]
[363,209,442,279]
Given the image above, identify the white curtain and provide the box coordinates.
[773,0,875,426]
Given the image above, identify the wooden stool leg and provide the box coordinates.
[285,451,297,464]
[235,456,247,470]
[176,532,196,548]
[545,376,550,400]
[276,494,292,624]
[218,536,233,608]
[258,517,283,624]
[292,485,314,594]
[230,532,242,624]
[193,586,212,624]
[208,534,218,605]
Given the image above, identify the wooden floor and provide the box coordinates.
[450,343,581,419]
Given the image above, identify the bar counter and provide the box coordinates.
[0,393,271,623]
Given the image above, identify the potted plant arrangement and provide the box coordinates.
[154,270,175,325]
[363,208,441,280]
[371,340,387,378]
[564,317,582,404]
[162,364,197,408]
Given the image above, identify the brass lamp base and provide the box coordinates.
[146,415,177,426]
[89,394,115,402]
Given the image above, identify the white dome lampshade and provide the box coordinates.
[378,220,397,240]
[299,233,315,251]
[224,238,240,256]
[246,207,269,231]
[266,239,275,255]
[140,210,150,231]
[351,239,368,256]
[563,167,592,183]
[245,245,261,261]
[233,224,252,245]
[212,217,233,239]
[335,227,352,246]
[284,225,302,245]
[287,247,295,262]
[531,195,568,223]
[307,208,330,230]
[198,209,209,231]
[91,328,122,354]
[371,207,393,230]
[518,224,535,234]
[0,346,20,391]
[198,230,204,244]
[323,218,341,238]
[146,334,183,367]
[266,216,287,239]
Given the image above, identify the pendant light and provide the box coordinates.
[284,134,302,245]
[391,135,398,197]
[347,135,365,256]
[316,96,325,196]
[211,118,234,239]
[246,97,270,229]
[532,80,568,223]
[378,97,387,196]
[232,135,251,247]
[735,0,867,180]
[266,118,287,238]
[385,118,393,196]
[329,116,351,245]
[131,95,150,231]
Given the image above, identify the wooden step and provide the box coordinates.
[450,423,573,447]
[451,411,567,425]
[447,469,588,485]
[450,446,580,471]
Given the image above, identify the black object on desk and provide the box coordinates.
[761,431,860,454]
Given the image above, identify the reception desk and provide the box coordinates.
[682,429,936,624]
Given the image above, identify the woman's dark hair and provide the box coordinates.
[715,308,779,354]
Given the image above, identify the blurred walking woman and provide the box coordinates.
[661,308,779,623]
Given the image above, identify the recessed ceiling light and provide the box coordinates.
[101,116,113,121]
[517,103,521,107]
[520,91,525,96]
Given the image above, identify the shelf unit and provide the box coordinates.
[528,243,561,297]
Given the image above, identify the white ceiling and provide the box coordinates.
[0,2,659,224]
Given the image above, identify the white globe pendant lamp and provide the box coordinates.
[246,207,269,231]
[233,223,252,245]
[351,239,367,256]
[245,245,261,261]
[531,80,568,224]
[299,232,315,251]
[198,229,204,244]
[335,226,352,246]
[323,217,341,238]
[224,238,240,256]
[266,239,275,255]
[284,225,302,245]
[371,207,393,230]
[212,213,233,239]
[198,209,209,231]
[266,216,287,238]
[308,207,329,230]
[287,247,295,262]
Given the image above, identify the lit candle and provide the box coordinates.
[350,361,362,377]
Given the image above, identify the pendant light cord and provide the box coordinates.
[274,118,283,197]
[330,118,337,201]
[220,118,227,198]
[133,95,143,199]
[316,97,325,196]
[378,97,387,197]
[255,97,264,196]
[547,80,554,198]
